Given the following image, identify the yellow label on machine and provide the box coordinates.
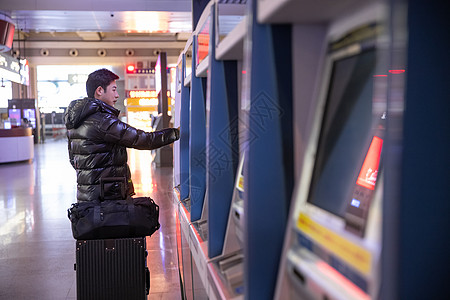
[236,174,244,192]
[297,213,372,275]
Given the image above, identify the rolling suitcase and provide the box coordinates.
[75,237,150,300]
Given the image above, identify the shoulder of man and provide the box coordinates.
[65,98,102,129]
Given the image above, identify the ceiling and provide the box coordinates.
[0,1,194,65]
[8,10,193,36]
[1,0,193,33]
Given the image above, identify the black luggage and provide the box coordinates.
[68,196,160,240]
[75,237,150,300]
[67,177,160,241]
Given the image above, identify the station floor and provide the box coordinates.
[0,138,182,299]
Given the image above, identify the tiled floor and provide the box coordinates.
[0,138,181,299]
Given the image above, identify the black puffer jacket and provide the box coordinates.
[65,97,179,202]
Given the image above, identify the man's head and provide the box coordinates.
[86,68,120,107]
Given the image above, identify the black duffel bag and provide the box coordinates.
[67,196,160,240]
[67,177,160,240]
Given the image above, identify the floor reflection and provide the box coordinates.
[128,147,180,285]
[128,148,155,196]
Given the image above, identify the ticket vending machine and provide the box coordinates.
[273,3,388,299]
[174,2,249,299]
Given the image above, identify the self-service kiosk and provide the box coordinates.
[173,1,248,299]
[173,0,449,299]
[271,2,388,299]
[286,43,385,300]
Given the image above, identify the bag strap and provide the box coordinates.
[127,200,136,236]
[100,177,127,200]
[125,196,134,205]
[67,203,77,220]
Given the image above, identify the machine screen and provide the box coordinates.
[344,133,383,236]
[306,48,377,219]
[197,17,210,66]
[23,109,36,128]
[8,109,21,126]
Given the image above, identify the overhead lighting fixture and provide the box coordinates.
[40,49,50,56]
[69,49,79,57]
[97,49,107,57]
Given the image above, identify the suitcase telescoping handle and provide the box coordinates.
[100,177,127,201]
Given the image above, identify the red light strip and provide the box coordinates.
[388,69,406,74]
[317,261,370,300]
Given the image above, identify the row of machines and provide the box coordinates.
[173,1,246,299]
[171,0,449,299]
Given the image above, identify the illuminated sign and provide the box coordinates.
[127,64,135,72]
[127,90,158,98]
[155,57,161,94]
[68,74,88,84]
[19,59,29,86]
[126,66,155,74]
[197,17,210,66]
[138,98,158,106]
[127,90,171,98]
[0,53,29,84]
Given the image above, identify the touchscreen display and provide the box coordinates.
[306,48,377,219]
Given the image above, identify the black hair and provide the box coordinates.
[86,68,119,98]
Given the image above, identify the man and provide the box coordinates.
[64,68,179,202]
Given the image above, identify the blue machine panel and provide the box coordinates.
[189,35,208,222]
[180,54,191,200]
[244,2,294,299]
[206,5,239,258]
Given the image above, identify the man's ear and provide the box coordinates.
[94,86,104,98]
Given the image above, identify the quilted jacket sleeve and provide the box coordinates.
[99,114,179,150]
[67,133,75,168]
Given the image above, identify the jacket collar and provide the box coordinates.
[94,98,120,117]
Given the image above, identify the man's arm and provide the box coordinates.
[99,115,179,150]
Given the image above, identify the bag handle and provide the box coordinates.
[100,177,127,200]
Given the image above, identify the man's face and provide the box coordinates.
[97,80,119,107]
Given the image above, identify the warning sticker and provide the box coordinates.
[297,213,372,275]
